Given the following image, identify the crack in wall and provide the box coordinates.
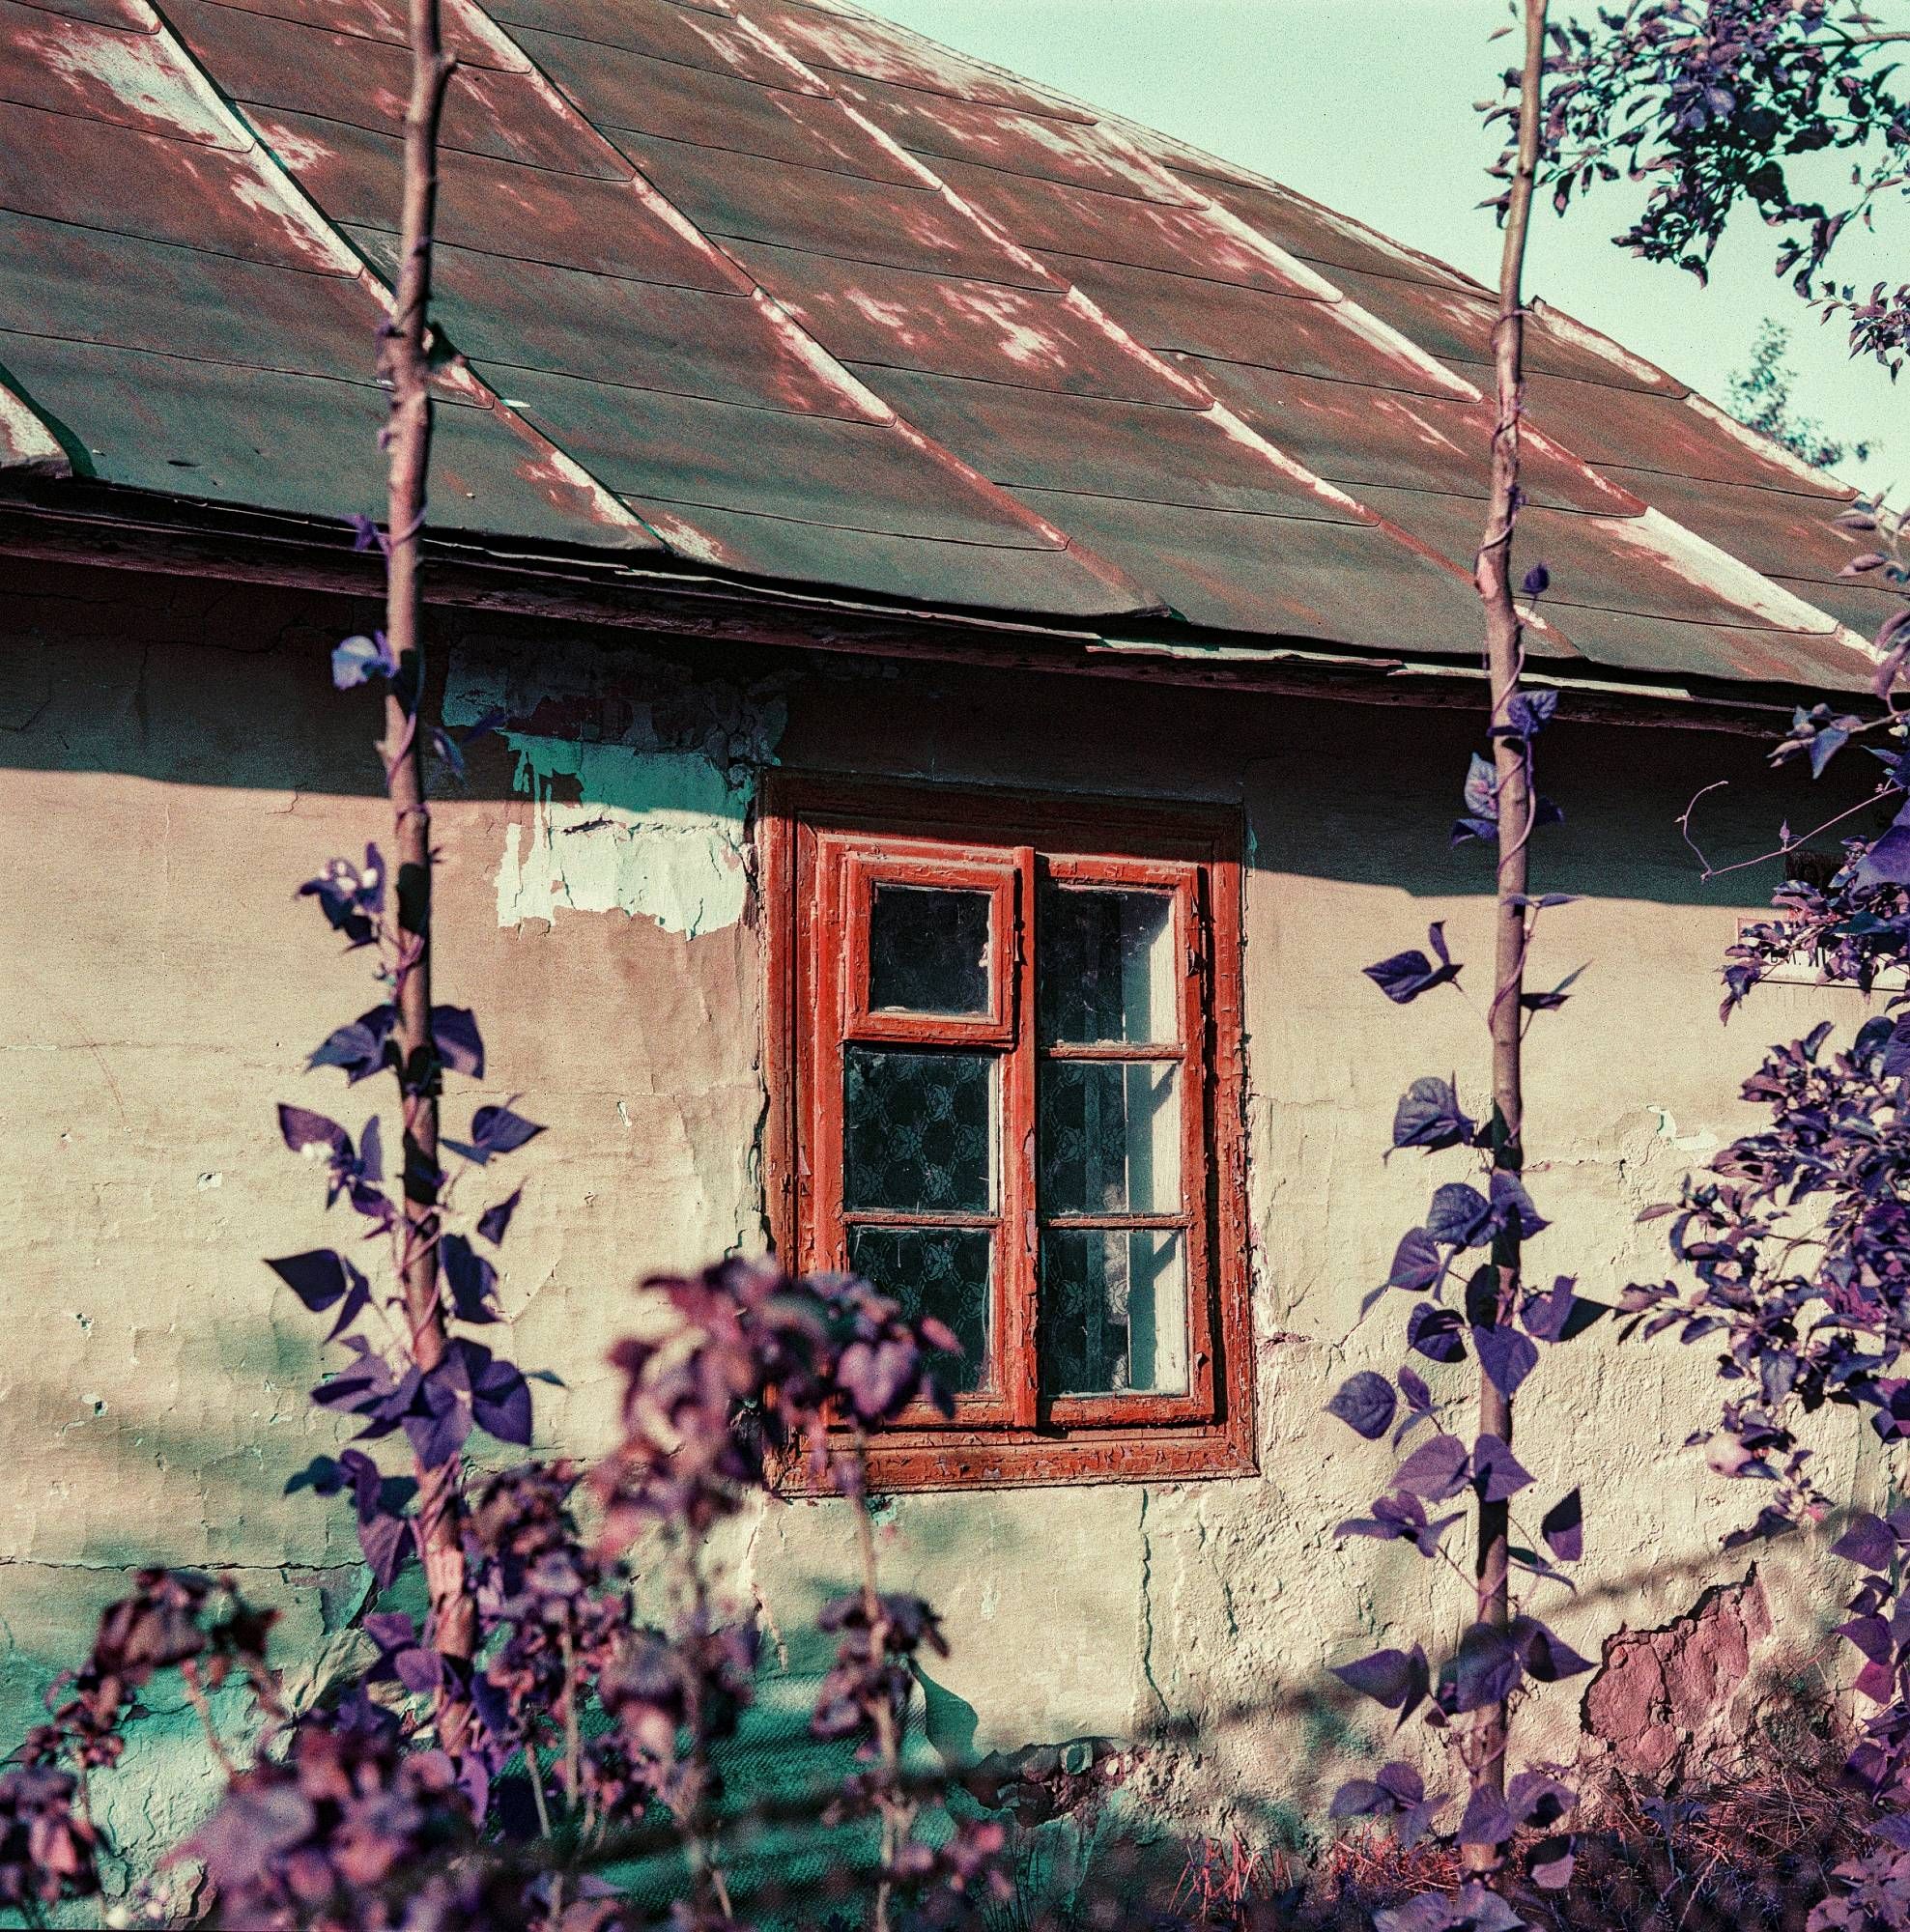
[1137,1488,1169,1723]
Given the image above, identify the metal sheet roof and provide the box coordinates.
[0,0,1883,689]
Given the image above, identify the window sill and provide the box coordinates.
[782,1417,1258,1494]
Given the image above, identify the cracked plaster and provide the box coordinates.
[0,568,1892,1885]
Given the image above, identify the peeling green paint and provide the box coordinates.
[443,637,785,938]
[496,734,752,937]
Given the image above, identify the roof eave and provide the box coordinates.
[0,483,1831,739]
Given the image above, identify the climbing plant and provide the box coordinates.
[1525,1,1910,1924]
[1322,3,1600,1921]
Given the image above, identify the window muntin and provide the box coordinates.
[769,781,1252,1489]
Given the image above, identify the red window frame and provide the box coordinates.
[760,775,1255,1492]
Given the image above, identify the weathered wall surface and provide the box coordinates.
[0,557,1883,1879]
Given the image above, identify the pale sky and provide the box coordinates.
[861,0,1906,495]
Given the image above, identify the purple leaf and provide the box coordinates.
[307,1006,396,1084]
[1329,1778,1388,1821]
[1473,1324,1538,1400]
[1452,1621,1522,1712]
[1541,1488,1583,1563]
[1408,1301,1468,1364]
[1392,1076,1477,1154]
[1530,1838,1575,1891]
[278,1105,350,1161]
[1855,802,1910,890]
[1471,1433,1534,1502]
[405,1358,472,1469]
[1427,1182,1494,1249]
[476,1187,523,1246]
[1396,1365,1435,1413]
[440,1233,500,1325]
[356,1116,384,1186]
[1386,1228,1443,1293]
[358,1512,414,1593]
[1395,1433,1469,1502]
[1497,688,1557,742]
[1520,562,1551,598]
[266,1250,371,1340]
[1834,1511,1897,1571]
[443,1102,545,1167]
[1489,1170,1548,1237]
[1522,965,1583,1013]
[468,1349,533,1446]
[1326,1371,1397,1441]
[1364,923,1462,1005]
[1840,1614,1895,1666]
[1509,1770,1575,1828]
[1330,1643,1429,1720]
[431,1008,485,1079]
[1457,1783,1514,1849]
[1522,1275,1606,1343]
[1512,1615,1594,1682]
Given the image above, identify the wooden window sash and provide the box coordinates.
[1036,855,1214,1431]
[767,777,1255,1492]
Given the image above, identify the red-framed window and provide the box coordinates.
[761,777,1254,1491]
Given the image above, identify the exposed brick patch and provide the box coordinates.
[1582,1568,1775,1785]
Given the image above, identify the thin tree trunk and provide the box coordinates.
[378,0,473,1756]
[1467,0,1548,1860]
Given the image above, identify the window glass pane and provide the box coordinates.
[844,1047,995,1212]
[1039,888,1177,1043]
[869,885,991,1015]
[1041,1231,1187,1395]
[1040,1062,1181,1214]
[849,1226,991,1392]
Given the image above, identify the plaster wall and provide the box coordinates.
[0,559,1883,1878]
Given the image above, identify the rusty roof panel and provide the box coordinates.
[731,0,1096,122]
[846,364,1367,523]
[485,0,819,87]
[1540,605,1872,691]
[245,105,751,290]
[615,128,1057,288]
[930,154,1320,297]
[837,71,1194,204]
[1523,372,1851,499]
[1194,172,1483,294]
[512,25,913,181]
[379,237,865,417]
[1000,486,1492,650]
[0,210,381,376]
[0,98,351,270]
[160,0,625,177]
[1591,464,1866,587]
[1050,260,1468,402]
[0,0,235,143]
[1762,575,1893,648]
[12,0,151,32]
[492,364,1077,547]
[0,330,653,544]
[1351,482,1836,639]
[1326,265,1686,397]
[730,242,1205,405]
[619,495,1161,616]
[172,0,511,67]
[1186,357,1633,515]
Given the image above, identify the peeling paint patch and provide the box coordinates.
[495,734,751,936]
[446,636,785,937]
